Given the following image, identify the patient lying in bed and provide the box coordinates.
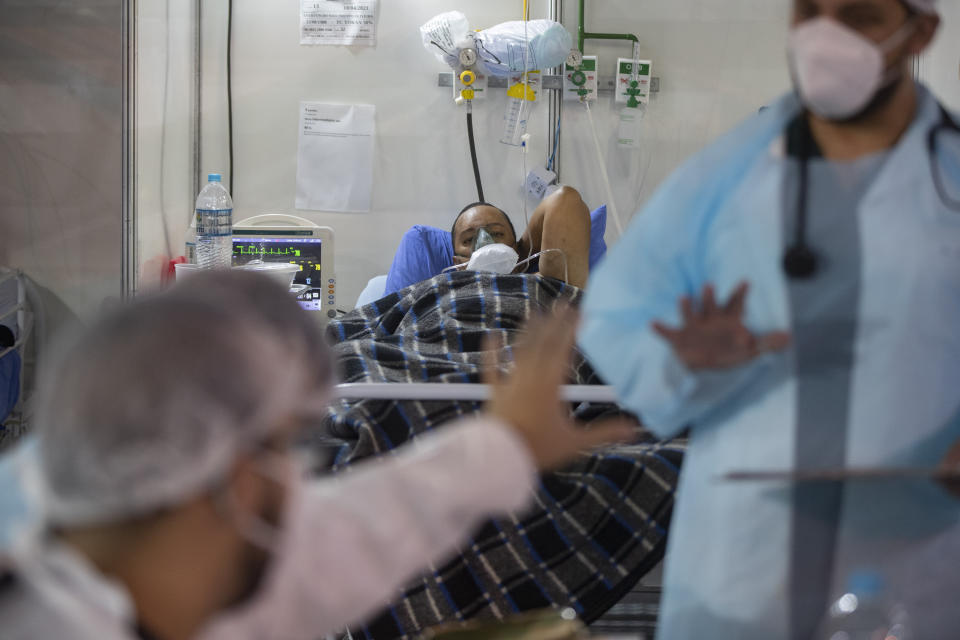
[325,268,684,638]
[382,187,604,299]
[452,186,592,288]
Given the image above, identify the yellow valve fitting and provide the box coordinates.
[460,70,476,86]
[461,88,475,101]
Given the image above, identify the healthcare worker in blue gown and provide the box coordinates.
[580,0,960,638]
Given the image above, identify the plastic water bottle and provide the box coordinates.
[818,571,911,640]
[195,173,233,270]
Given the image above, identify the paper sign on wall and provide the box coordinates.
[296,103,375,213]
[300,0,377,46]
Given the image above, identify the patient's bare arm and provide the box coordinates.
[516,186,591,289]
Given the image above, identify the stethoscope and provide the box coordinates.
[783,103,960,280]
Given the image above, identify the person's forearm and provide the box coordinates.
[519,199,549,259]
[201,418,536,640]
[520,188,588,260]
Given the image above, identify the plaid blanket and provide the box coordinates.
[321,272,684,639]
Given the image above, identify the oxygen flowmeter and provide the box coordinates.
[563,51,597,102]
[453,34,485,105]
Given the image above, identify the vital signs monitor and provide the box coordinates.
[232,220,336,321]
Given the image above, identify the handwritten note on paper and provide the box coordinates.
[295,103,375,213]
[300,0,377,46]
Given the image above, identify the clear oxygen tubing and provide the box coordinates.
[629,101,658,218]
[584,99,626,237]
[442,247,569,284]
[466,101,485,202]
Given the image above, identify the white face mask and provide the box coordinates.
[225,452,304,554]
[788,17,915,121]
[466,243,520,275]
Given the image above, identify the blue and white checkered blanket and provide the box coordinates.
[321,272,684,638]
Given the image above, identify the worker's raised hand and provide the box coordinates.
[483,306,635,471]
[652,282,790,371]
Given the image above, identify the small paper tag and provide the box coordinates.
[525,167,558,200]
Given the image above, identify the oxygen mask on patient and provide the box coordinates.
[465,228,520,275]
[444,228,569,282]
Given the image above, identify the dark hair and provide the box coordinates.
[450,202,517,253]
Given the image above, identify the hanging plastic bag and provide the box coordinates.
[419,11,471,68]
[476,20,572,77]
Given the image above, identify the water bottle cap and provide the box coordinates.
[207,173,222,183]
[846,570,884,598]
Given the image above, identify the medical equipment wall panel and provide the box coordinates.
[0,0,125,331]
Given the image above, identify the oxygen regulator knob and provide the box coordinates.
[459,70,476,87]
[458,48,478,68]
[571,70,587,87]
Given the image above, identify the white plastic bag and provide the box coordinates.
[419,11,471,68]
[476,20,572,77]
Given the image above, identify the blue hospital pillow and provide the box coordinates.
[384,206,608,296]
[589,204,608,268]
[384,225,455,297]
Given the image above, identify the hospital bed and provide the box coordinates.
[334,382,618,403]
[244,208,683,639]
[321,269,682,639]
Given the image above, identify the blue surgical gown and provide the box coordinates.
[580,85,960,638]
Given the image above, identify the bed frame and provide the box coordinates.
[333,383,618,404]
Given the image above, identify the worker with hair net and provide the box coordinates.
[0,270,631,640]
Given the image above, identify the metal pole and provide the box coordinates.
[193,0,202,200]
[578,0,585,53]
[548,0,563,180]
[578,0,640,51]
[121,0,138,299]
[583,32,639,44]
